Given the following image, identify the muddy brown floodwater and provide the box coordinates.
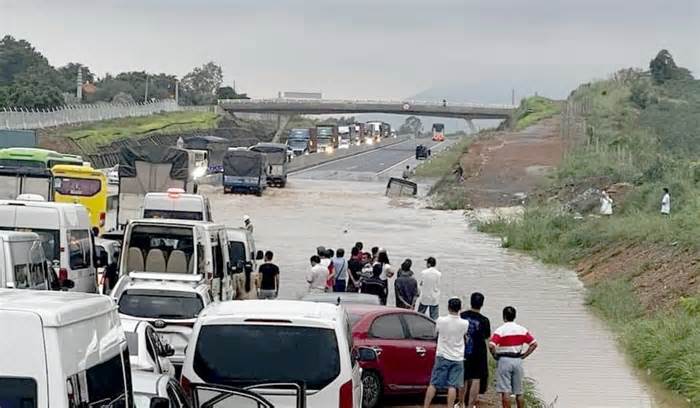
[203,178,658,408]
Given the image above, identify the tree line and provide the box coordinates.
[0,35,248,110]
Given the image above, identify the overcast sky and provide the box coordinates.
[1,0,698,103]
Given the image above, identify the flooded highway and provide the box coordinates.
[202,140,659,407]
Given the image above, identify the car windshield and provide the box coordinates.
[317,127,333,137]
[119,289,204,319]
[193,325,340,390]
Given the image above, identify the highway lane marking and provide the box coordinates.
[376,140,448,176]
[289,138,414,175]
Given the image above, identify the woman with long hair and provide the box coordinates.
[375,249,394,281]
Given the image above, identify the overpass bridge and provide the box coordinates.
[219,98,516,121]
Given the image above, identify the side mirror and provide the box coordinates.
[256,250,264,260]
[159,343,175,358]
[150,397,170,408]
[355,347,378,362]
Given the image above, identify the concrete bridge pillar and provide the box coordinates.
[465,119,477,134]
[272,114,291,143]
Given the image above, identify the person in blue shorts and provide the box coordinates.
[423,297,470,408]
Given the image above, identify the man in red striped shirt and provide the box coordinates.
[489,306,538,408]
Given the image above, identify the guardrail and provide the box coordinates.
[0,100,181,130]
[220,98,517,110]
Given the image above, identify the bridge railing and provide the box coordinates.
[219,98,516,110]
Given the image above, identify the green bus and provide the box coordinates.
[0,148,83,169]
[0,148,84,201]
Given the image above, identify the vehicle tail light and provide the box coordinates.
[339,379,353,408]
[99,212,106,227]
[181,375,192,395]
[59,268,68,282]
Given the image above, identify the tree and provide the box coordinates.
[0,35,51,85]
[6,67,64,109]
[399,116,423,136]
[649,49,693,84]
[217,86,248,100]
[181,62,224,105]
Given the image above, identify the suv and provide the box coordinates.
[181,300,364,408]
[112,272,213,370]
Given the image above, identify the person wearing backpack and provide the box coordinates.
[459,292,491,408]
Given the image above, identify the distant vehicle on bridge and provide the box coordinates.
[315,124,339,153]
[286,128,317,156]
[432,123,445,141]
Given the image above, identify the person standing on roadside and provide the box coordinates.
[306,255,327,294]
[402,165,412,180]
[489,306,538,408]
[418,257,441,320]
[361,264,388,305]
[423,297,470,408]
[257,251,280,299]
[459,292,491,408]
[347,247,363,292]
[375,249,395,282]
[395,259,418,309]
[599,190,613,216]
[234,263,258,300]
[661,187,671,216]
[243,215,254,234]
[332,248,349,292]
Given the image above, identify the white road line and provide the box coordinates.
[376,140,447,176]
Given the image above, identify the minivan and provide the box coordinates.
[181,300,363,408]
[0,200,100,293]
[141,189,213,222]
[0,230,66,290]
[0,289,133,407]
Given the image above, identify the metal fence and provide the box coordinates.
[0,100,181,130]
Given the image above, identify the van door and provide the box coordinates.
[65,229,97,293]
[217,229,233,300]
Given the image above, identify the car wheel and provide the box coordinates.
[362,370,382,408]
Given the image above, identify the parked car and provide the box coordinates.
[344,304,438,408]
[181,300,365,408]
[301,292,381,305]
[132,371,191,408]
[112,272,213,370]
[122,318,176,378]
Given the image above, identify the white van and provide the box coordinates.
[181,300,363,408]
[0,289,133,407]
[0,231,56,290]
[0,200,99,293]
[121,219,233,301]
[142,189,213,222]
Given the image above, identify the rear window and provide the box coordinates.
[194,325,340,390]
[143,209,203,221]
[54,177,102,197]
[118,289,204,319]
[67,229,92,270]
[228,241,246,265]
[66,350,130,407]
[0,228,60,261]
[0,159,44,168]
[0,377,37,406]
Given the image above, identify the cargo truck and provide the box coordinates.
[316,124,339,153]
[286,128,317,156]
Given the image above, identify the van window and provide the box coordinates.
[9,239,48,289]
[67,350,130,407]
[67,230,92,270]
[127,225,194,268]
[142,209,203,221]
[118,289,204,319]
[0,377,37,405]
[0,228,60,262]
[228,241,246,265]
[0,175,20,199]
[55,177,102,197]
[193,325,340,390]
[22,176,52,200]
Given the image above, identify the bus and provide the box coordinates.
[432,123,445,141]
[52,164,108,234]
[0,147,84,169]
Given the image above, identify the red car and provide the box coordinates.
[345,304,437,408]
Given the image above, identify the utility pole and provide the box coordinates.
[174,80,179,104]
[76,64,83,101]
[511,88,515,105]
[144,75,150,102]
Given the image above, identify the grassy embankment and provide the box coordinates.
[414,136,473,209]
[479,73,700,404]
[43,110,221,153]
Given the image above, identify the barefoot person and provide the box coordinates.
[423,297,470,408]
[489,306,538,408]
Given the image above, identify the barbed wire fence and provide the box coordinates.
[0,100,182,130]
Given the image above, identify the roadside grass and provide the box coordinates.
[513,96,561,130]
[487,357,547,407]
[50,110,220,152]
[586,279,700,404]
[414,136,472,178]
